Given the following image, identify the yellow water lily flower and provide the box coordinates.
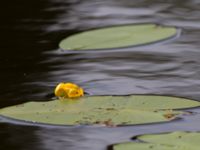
[54,82,84,99]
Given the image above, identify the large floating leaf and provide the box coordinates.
[114,131,200,150]
[114,142,179,150]
[0,95,199,126]
[59,24,178,50]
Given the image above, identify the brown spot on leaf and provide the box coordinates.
[164,113,176,119]
[95,119,116,127]
[106,108,116,111]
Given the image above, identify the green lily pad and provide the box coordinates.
[0,95,199,126]
[59,24,178,50]
[114,142,180,150]
[114,131,200,150]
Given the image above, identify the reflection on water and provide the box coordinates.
[1,0,200,150]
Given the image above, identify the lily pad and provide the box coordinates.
[114,142,179,150]
[59,24,179,50]
[114,131,200,150]
[0,95,199,126]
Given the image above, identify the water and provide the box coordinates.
[1,0,200,149]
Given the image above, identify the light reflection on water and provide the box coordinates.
[1,0,200,150]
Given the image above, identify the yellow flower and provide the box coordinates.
[54,82,84,99]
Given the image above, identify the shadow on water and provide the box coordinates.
[1,0,200,150]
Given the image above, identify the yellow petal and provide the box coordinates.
[68,88,80,98]
[79,87,84,96]
[54,83,66,97]
[64,83,79,88]
[54,82,84,99]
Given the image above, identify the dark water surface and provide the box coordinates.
[1,0,200,150]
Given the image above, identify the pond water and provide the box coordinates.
[1,0,200,150]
